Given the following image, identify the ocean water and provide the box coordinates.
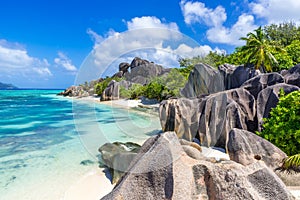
[0,90,161,200]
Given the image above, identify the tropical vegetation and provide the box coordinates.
[94,76,124,96]
[257,90,300,173]
[119,68,186,100]
[179,22,300,73]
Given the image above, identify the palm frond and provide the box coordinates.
[276,154,300,173]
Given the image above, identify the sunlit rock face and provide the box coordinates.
[101,132,294,200]
[160,88,256,148]
[181,63,225,98]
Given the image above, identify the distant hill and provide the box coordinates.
[0,82,18,89]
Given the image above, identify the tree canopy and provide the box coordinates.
[179,22,300,73]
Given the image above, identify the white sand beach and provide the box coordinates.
[64,97,300,200]
[288,187,300,200]
[62,98,157,200]
[63,168,114,200]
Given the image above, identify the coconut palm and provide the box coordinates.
[277,154,300,173]
[240,26,282,72]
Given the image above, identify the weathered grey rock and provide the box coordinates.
[99,142,140,184]
[57,86,89,97]
[227,128,287,169]
[241,72,284,98]
[130,57,150,69]
[112,71,123,78]
[218,64,257,89]
[119,62,130,73]
[282,64,300,87]
[257,83,299,131]
[123,57,170,85]
[118,80,132,90]
[181,63,225,98]
[160,88,256,148]
[129,75,148,85]
[198,88,256,148]
[159,98,202,141]
[101,80,133,101]
[102,132,294,200]
[101,80,120,101]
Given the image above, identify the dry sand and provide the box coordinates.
[63,168,114,200]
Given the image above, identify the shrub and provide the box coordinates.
[163,69,186,97]
[94,77,123,96]
[129,84,146,99]
[119,86,131,99]
[144,79,164,100]
[258,90,300,156]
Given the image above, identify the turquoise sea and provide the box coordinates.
[0,90,161,200]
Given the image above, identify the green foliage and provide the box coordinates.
[264,22,300,47]
[279,154,300,173]
[178,56,200,79]
[119,86,131,99]
[94,76,123,96]
[176,22,299,75]
[119,84,145,99]
[258,90,300,156]
[129,84,146,99]
[221,47,248,66]
[240,26,282,72]
[286,40,300,65]
[271,50,294,71]
[163,69,186,97]
[119,69,187,101]
[144,79,165,100]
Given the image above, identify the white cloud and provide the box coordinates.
[250,0,300,24]
[126,16,179,30]
[54,52,77,72]
[207,14,257,45]
[180,0,227,26]
[0,40,52,77]
[180,0,257,45]
[79,16,220,83]
[174,44,215,57]
[87,28,104,44]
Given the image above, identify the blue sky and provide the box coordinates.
[0,0,299,88]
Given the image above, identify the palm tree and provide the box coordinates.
[277,154,300,173]
[240,26,282,72]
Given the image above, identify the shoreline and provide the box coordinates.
[73,96,159,110]
[62,96,160,200]
[61,96,300,200]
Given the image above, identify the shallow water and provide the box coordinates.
[0,90,161,200]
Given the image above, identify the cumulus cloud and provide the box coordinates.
[250,0,300,24]
[180,0,257,45]
[79,16,220,84]
[54,52,77,72]
[126,16,179,30]
[207,14,257,45]
[0,39,52,77]
[180,0,227,26]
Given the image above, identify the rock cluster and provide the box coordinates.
[101,132,294,200]
[57,85,89,97]
[101,57,170,101]
[98,63,300,199]
[160,64,300,149]
[58,57,171,100]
